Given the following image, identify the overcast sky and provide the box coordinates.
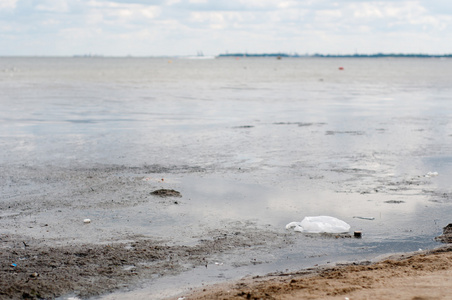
[1,0,452,56]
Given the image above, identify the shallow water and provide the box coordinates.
[1,57,452,298]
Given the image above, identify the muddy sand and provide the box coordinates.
[2,235,452,300]
[0,164,293,299]
[1,163,451,299]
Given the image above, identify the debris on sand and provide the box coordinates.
[425,171,439,178]
[435,224,452,243]
[150,189,182,197]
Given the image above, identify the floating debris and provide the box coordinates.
[83,219,91,224]
[353,216,375,220]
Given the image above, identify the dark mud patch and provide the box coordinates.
[424,191,452,203]
[1,237,173,299]
[325,130,365,135]
[233,125,254,129]
[150,189,182,197]
[273,122,326,127]
[1,226,289,299]
[303,233,352,239]
[384,200,406,204]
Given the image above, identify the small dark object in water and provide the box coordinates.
[384,200,405,204]
[150,189,182,197]
[435,224,452,243]
[354,231,362,238]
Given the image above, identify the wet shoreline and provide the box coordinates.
[1,162,450,299]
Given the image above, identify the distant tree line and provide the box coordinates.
[312,53,452,58]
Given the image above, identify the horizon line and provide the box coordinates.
[1,52,452,58]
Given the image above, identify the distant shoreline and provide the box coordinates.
[218,53,452,58]
[0,53,451,59]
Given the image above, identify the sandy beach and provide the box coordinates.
[184,246,452,300]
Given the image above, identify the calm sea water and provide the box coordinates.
[1,57,451,167]
[1,57,452,296]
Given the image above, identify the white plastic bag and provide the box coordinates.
[286,216,350,233]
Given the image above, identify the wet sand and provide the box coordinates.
[0,165,295,299]
[184,246,452,300]
[1,229,284,299]
[1,164,451,299]
[2,229,451,299]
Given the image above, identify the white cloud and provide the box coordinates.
[0,0,17,9]
[35,0,70,13]
[1,0,452,55]
[165,0,181,5]
[81,0,161,30]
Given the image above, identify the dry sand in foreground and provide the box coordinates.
[184,246,452,300]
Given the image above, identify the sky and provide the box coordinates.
[1,0,452,56]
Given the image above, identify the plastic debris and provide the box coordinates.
[10,263,17,267]
[425,171,439,178]
[286,216,350,233]
[353,216,375,220]
[83,219,91,224]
